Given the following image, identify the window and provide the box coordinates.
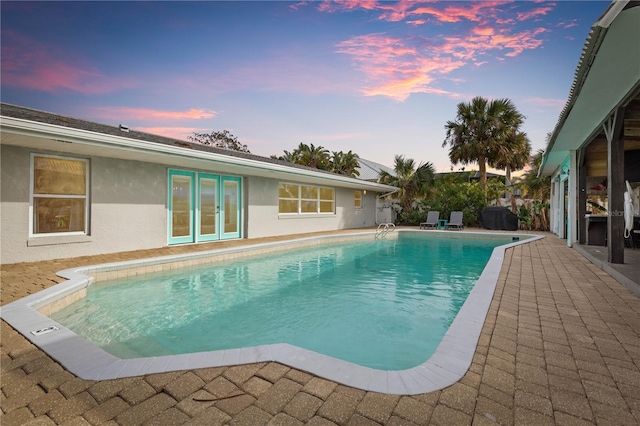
[31,154,88,235]
[278,183,299,214]
[354,190,362,208]
[278,183,335,214]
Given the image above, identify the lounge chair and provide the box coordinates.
[446,211,464,230]
[419,211,439,229]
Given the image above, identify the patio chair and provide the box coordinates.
[419,211,439,229]
[446,211,464,230]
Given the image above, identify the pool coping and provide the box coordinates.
[0,230,543,395]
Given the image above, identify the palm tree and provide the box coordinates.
[331,151,360,177]
[378,155,435,214]
[293,143,330,170]
[520,149,550,201]
[518,149,551,230]
[490,129,532,194]
[443,96,523,193]
[271,150,299,163]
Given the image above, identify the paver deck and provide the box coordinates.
[2,230,639,425]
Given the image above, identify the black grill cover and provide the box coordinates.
[481,207,519,231]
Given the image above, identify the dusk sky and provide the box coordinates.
[1,1,609,172]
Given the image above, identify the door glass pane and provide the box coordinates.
[172,176,192,238]
[224,180,238,234]
[200,178,217,236]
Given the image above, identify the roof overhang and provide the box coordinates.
[539,1,639,176]
[0,115,398,193]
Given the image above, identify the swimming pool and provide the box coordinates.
[51,234,499,369]
[1,230,541,394]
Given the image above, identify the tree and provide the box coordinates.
[378,155,435,215]
[443,96,523,193]
[519,149,550,201]
[331,150,360,177]
[271,150,299,163]
[517,149,551,230]
[293,143,331,170]
[189,130,249,152]
[490,130,531,186]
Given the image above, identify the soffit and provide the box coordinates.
[540,3,640,175]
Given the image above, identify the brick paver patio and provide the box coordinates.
[2,231,639,425]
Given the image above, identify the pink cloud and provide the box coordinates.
[316,1,518,25]
[317,0,381,13]
[516,6,554,21]
[337,25,547,100]
[558,20,578,29]
[403,2,510,24]
[313,1,555,101]
[89,107,218,122]
[337,34,464,101]
[1,31,134,94]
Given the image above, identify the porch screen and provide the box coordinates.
[32,155,88,235]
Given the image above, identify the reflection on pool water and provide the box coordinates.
[52,234,514,370]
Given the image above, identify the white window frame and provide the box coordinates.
[29,153,89,237]
[278,182,335,215]
[354,190,363,209]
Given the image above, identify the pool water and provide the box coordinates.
[51,234,506,370]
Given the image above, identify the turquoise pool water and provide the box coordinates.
[51,234,509,370]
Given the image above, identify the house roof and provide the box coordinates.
[0,103,398,193]
[540,1,640,176]
[356,158,395,181]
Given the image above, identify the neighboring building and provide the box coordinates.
[0,103,398,264]
[539,1,640,263]
[356,158,397,224]
[355,157,395,182]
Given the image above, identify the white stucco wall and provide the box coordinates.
[1,145,167,264]
[244,177,377,238]
[1,145,384,264]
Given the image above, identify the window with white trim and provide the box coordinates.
[31,154,89,235]
[278,182,335,214]
[354,190,362,209]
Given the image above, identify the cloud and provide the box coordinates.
[89,106,218,122]
[337,25,547,100]
[557,19,578,29]
[0,30,134,94]
[337,33,460,101]
[308,1,555,101]
[315,1,519,25]
[516,6,554,21]
[442,27,547,59]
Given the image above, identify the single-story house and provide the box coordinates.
[0,103,398,265]
[539,0,640,264]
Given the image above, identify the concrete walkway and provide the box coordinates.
[2,231,639,425]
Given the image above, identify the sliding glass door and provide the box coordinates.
[168,170,241,244]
